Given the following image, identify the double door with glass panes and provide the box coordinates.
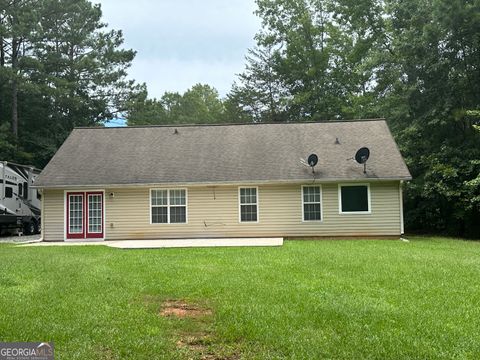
[66,192,104,239]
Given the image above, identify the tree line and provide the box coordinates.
[0,0,142,166]
[1,0,479,237]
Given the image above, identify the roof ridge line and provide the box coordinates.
[76,118,387,130]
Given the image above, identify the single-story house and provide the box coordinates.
[33,119,411,242]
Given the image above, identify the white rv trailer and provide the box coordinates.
[0,161,42,235]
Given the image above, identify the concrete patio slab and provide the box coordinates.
[22,237,284,248]
[22,241,106,247]
[108,237,284,249]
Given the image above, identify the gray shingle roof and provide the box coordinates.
[34,119,411,188]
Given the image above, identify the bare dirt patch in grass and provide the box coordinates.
[155,298,240,359]
[94,345,117,360]
[137,296,240,358]
[176,332,240,360]
[160,299,212,318]
[176,332,211,354]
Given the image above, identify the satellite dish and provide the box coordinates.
[355,147,370,164]
[300,154,319,174]
[307,154,318,167]
[354,147,370,174]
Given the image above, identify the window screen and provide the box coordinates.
[151,189,186,223]
[68,194,84,233]
[303,186,321,221]
[151,189,168,223]
[169,190,186,223]
[340,185,369,212]
[5,187,13,198]
[239,188,258,222]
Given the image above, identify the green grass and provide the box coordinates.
[1,237,480,359]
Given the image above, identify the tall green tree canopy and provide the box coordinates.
[375,0,480,237]
[229,0,386,122]
[0,0,141,166]
[127,84,225,125]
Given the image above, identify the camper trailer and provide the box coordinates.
[0,161,41,235]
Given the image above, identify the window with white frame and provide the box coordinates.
[88,194,102,233]
[302,186,322,221]
[239,187,258,222]
[151,189,187,223]
[69,194,84,233]
[339,184,370,213]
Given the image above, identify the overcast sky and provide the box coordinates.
[96,0,261,99]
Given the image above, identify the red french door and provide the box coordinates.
[66,192,85,239]
[67,192,104,239]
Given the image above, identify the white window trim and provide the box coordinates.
[301,185,323,222]
[149,188,188,225]
[399,181,404,235]
[68,193,84,234]
[338,183,372,214]
[87,193,103,234]
[238,186,259,223]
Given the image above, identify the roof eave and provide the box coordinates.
[33,176,413,189]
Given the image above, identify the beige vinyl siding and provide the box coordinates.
[42,189,64,241]
[42,181,402,241]
[106,181,402,239]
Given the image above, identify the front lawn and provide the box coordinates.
[1,238,479,359]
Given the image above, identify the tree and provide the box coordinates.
[126,84,226,125]
[0,0,39,139]
[125,87,166,126]
[0,0,142,167]
[228,44,288,122]
[178,84,225,123]
[230,0,386,122]
[372,0,480,237]
[35,0,140,125]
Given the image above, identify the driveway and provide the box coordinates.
[0,234,41,243]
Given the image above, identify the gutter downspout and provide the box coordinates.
[40,189,44,241]
[399,180,404,235]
